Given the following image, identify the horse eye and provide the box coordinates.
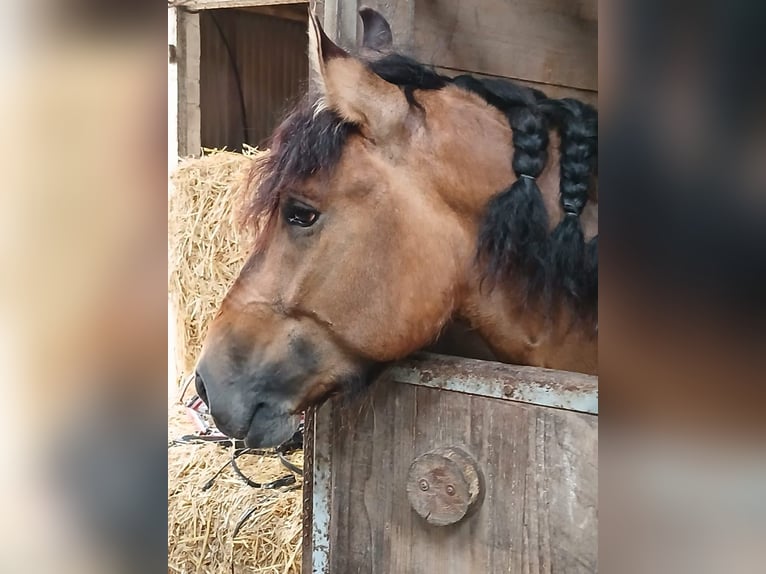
[283,202,319,227]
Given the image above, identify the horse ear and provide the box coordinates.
[308,10,409,138]
[359,7,393,52]
[307,10,348,102]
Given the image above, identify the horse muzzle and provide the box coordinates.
[194,369,300,447]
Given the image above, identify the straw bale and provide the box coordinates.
[168,147,265,378]
[169,149,302,573]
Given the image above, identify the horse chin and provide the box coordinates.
[243,371,373,448]
[243,407,301,448]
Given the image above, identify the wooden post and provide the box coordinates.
[321,0,355,48]
[176,8,201,157]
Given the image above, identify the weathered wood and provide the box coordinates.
[388,352,598,414]
[321,1,597,101]
[310,401,334,573]
[301,406,316,574]
[240,4,307,22]
[176,9,201,157]
[413,0,598,91]
[168,8,179,167]
[306,371,598,573]
[321,0,357,48]
[406,446,483,526]
[171,0,307,10]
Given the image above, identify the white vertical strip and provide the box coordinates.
[168,7,178,173]
[311,401,333,573]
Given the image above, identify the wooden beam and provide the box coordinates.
[240,4,308,23]
[168,7,178,168]
[176,9,201,157]
[301,406,316,574]
[413,0,598,92]
[170,0,307,10]
[385,352,598,414]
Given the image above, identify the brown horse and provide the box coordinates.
[194,9,598,447]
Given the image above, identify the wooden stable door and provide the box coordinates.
[304,354,598,573]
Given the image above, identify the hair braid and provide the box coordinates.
[366,53,599,317]
[545,98,598,310]
[477,99,551,299]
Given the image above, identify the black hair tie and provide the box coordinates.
[562,198,583,216]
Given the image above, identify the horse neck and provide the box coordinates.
[455,276,598,374]
[443,133,597,374]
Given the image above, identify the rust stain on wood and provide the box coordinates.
[384,353,598,414]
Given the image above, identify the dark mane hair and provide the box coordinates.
[244,52,598,320]
[241,103,356,244]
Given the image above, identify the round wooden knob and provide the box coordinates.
[406,446,483,526]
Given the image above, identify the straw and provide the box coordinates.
[168,148,303,573]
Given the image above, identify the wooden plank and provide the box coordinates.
[413,0,598,91]
[309,379,598,573]
[176,9,201,157]
[321,0,356,48]
[171,0,307,10]
[168,8,179,167]
[311,402,334,573]
[301,406,316,574]
[387,353,598,414]
[240,4,307,22]
[317,0,598,102]
[319,1,597,102]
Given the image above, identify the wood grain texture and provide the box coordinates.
[327,0,597,101]
[172,0,307,10]
[413,0,597,91]
[308,377,597,573]
[406,446,483,526]
[387,353,598,414]
[176,9,201,157]
[301,406,316,574]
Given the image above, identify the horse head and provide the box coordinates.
[194,9,598,446]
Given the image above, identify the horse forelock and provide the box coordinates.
[240,102,357,247]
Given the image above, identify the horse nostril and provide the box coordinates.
[195,371,208,406]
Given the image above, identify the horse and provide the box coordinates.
[194,8,598,447]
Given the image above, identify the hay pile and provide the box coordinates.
[168,405,303,574]
[168,147,262,377]
[169,149,303,573]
